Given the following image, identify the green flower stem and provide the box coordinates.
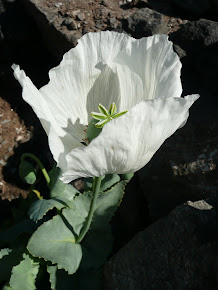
[21,153,50,185]
[76,176,103,243]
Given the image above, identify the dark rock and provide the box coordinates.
[122,8,168,38]
[137,119,218,221]
[170,19,218,96]
[104,198,218,290]
[172,19,218,51]
[77,12,85,21]
[101,0,112,7]
[20,0,74,60]
[82,26,91,35]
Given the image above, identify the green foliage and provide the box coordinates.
[0,248,12,259]
[19,160,37,185]
[84,174,120,192]
[9,253,39,290]
[28,199,66,222]
[2,284,11,290]
[2,161,133,289]
[0,248,24,283]
[49,167,79,200]
[62,192,92,236]
[47,265,75,290]
[27,215,82,274]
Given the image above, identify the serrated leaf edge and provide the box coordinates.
[27,215,79,275]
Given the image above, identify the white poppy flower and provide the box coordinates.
[12,31,199,182]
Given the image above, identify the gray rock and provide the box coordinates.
[77,12,85,21]
[172,19,218,50]
[170,19,218,96]
[123,8,168,38]
[104,198,218,290]
[64,18,78,30]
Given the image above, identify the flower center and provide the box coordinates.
[86,102,127,143]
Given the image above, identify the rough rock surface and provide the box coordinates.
[120,7,168,38]
[137,119,218,221]
[171,19,218,50]
[19,0,184,59]
[104,199,218,290]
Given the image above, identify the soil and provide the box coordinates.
[36,0,184,38]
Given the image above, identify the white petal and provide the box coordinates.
[114,34,182,100]
[12,65,84,167]
[61,95,199,182]
[40,31,136,124]
[114,63,144,111]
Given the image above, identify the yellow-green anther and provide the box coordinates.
[91,112,107,120]
[87,102,128,142]
[98,103,109,116]
[112,111,128,119]
[109,102,117,116]
[95,118,110,128]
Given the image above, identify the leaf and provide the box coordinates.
[19,160,37,185]
[28,199,66,222]
[80,181,128,270]
[62,192,92,236]
[47,265,57,290]
[47,265,75,290]
[100,174,120,191]
[0,219,37,242]
[10,253,39,290]
[49,167,79,200]
[2,283,11,290]
[27,215,82,274]
[84,174,120,192]
[120,172,134,181]
[0,248,12,259]
[0,248,24,283]
[93,180,127,229]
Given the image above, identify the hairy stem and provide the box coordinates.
[76,176,103,243]
[21,153,50,185]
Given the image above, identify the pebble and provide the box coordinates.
[82,27,90,34]
[77,12,85,21]
[4,155,9,161]
[1,119,10,125]
[0,160,6,166]
[8,147,13,153]
[16,136,23,142]
[64,18,72,25]
[16,127,22,134]
[0,136,2,142]
[2,140,8,145]
[109,18,116,24]
[54,2,62,8]
[67,19,78,30]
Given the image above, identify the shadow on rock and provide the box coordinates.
[104,197,218,290]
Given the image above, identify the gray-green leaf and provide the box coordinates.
[27,215,82,274]
[28,199,66,222]
[9,254,39,290]
[0,249,12,260]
